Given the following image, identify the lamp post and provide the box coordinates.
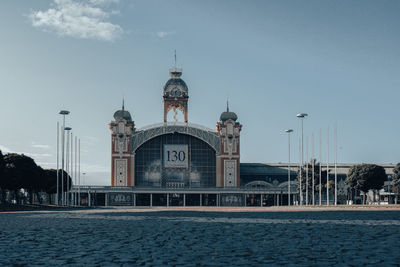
[326,126,330,206]
[56,122,59,206]
[297,113,308,205]
[319,128,322,205]
[285,129,293,206]
[334,122,337,206]
[59,110,70,205]
[64,127,72,205]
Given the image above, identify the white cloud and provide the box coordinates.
[31,143,51,149]
[0,145,11,153]
[24,152,53,158]
[156,31,176,39]
[89,0,119,6]
[81,163,110,173]
[0,144,52,160]
[81,136,99,146]
[29,0,123,41]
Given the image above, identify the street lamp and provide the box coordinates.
[297,113,308,205]
[59,110,70,206]
[64,126,72,206]
[285,129,293,206]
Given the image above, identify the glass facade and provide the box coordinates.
[135,133,216,188]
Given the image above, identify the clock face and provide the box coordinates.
[171,88,181,97]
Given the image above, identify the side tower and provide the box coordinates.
[109,102,135,186]
[163,66,189,123]
[216,103,242,187]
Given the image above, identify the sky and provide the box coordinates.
[0,0,399,185]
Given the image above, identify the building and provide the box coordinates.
[109,65,242,190]
[72,65,397,207]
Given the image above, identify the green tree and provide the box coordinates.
[42,169,72,204]
[393,163,400,203]
[298,159,330,203]
[346,164,387,204]
[0,150,6,203]
[393,163,400,189]
[3,153,42,203]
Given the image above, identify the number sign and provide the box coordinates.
[164,145,188,168]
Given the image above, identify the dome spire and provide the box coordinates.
[220,100,238,122]
[169,50,182,78]
[113,97,132,122]
[174,49,177,67]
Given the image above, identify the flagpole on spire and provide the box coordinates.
[174,49,177,67]
[226,99,229,112]
[122,98,125,111]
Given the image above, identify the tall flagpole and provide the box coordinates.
[78,138,81,206]
[306,136,309,205]
[326,126,330,206]
[70,132,73,206]
[285,129,293,206]
[59,110,70,206]
[296,113,308,205]
[312,133,315,206]
[319,128,322,206]
[75,136,78,206]
[56,122,59,206]
[61,123,65,205]
[335,122,338,206]
[65,130,70,205]
[288,132,291,206]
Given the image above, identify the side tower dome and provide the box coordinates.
[219,104,238,123]
[113,103,132,122]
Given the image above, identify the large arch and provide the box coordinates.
[131,123,220,154]
[134,131,217,188]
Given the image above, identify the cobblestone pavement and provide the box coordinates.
[1,208,400,266]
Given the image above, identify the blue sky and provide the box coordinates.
[0,0,399,185]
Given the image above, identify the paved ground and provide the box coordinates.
[1,207,400,266]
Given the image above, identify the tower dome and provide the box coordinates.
[163,67,188,97]
[113,100,132,122]
[220,102,238,122]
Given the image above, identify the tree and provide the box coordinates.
[0,152,72,204]
[42,169,72,204]
[393,163,400,204]
[0,150,4,176]
[346,164,387,204]
[0,150,6,203]
[393,163,400,189]
[298,159,330,204]
[3,153,42,203]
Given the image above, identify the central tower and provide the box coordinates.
[163,66,189,123]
